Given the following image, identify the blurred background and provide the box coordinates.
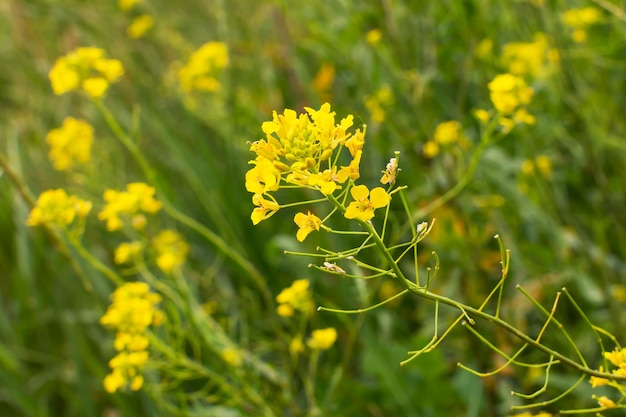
[1,0,626,415]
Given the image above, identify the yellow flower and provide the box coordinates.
[221,348,243,367]
[308,168,340,195]
[366,29,382,45]
[153,230,189,273]
[245,158,281,194]
[312,63,335,98]
[98,182,162,231]
[364,85,393,124]
[45,117,94,171]
[49,47,124,98]
[251,193,280,225]
[294,212,322,242]
[177,42,229,92]
[27,189,92,227]
[422,140,439,158]
[534,155,552,178]
[344,185,391,221]
[502,33,556,78]
[118,0,141,10]
[595,395,616,408]
[276,279,313,316]
[336,150,362,183]
[433,121,463,145]
[307,327,337,350]
[114,241,143,264]
[488,73,534,115]
[380,156,399,186]
[101,282,162,393]
[127,15,154,39]
[473,108,491,124]
[604,347,626,367]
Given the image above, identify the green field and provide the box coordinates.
[2,0,626,416]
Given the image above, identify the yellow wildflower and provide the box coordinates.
[27,189,92,227]
[366,29,382,45]
[118,0,141,10]
[488,73,534,115]
[114,241,143,264]
[423,140,439,158]
[364,85,393,124]
[433,120,463,145]
[127,15,154,39]
[101,282,162,393]
[251,193,280,225]
[312,63,335,99]
[221,348,243,367]
[380,156,399,186]
[344,185,391,222]
[595,395,616,408]
[294,211,322,242]
[502,33,557,78]
[276,279,313,316]
[152,230,189,273]
[45,117,94,171]
[98,182,162,231]
[604,347,626,367]
[49,47,124,99]
[178,42,229,92]
[307,328,337,350]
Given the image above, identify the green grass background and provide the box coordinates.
[1,0,626,415]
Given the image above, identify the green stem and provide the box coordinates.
[94,101,272,303]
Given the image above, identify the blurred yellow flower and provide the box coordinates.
[488,73,533,115]
[364,84,393,123]
[423,140,439,158]
[178,42,229,92]
[595,395,616,408]
[119,0,141,11]
[127,14,154,39]
[221,348,243,367]
[313,62,335,99]
[276,279,313,317]
[101,282,162,393]
[502,33,558,78]
[152,230,189,273]
[27,189,92,227]
[49,47,124,99]
[433,120,463,146]
[307,327,337,350]
[114,241,143,264]
[45,117,94,171]
[98,182,162,231]
[366,28,382,45]
[562,7,602,43]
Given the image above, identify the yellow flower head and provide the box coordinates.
[251,193,280,225]
[307,327,337,350]
[294,211,322,242]
[152,230,189,273]
[101,281,163,393]
[127,15,154,39]
[276,279,313,316]
[594,395,616,409]
[177,42,229,92]
[344,185,391,222]
[488,73,534,115]
[114,241,143,264]
[366,29,382,46]
[221,348,243,367]
[27,189,92,227]
[502,33,557,78]
[433,120,463,146]
[45,117,94,171]
[98,182,162,231]
[380,156,399,186]
[49,47,124,98]
[604,347,626,367]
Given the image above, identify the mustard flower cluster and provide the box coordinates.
[276,279,314,317]
[45,117,94,171]
[100,282,164,393]
[501,33,559,78]
[152,230,189,273]
[177,42,229,93]
[307,328,337,350]
[246,103,391,240]
[127,15,154,39]
[423,120,468,159]
[487,74,535,131]
[562,7,602,43]
[98,182,162,231]
[48,47,124,99]
[27,189,92,228]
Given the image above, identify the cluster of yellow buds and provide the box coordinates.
[276,279,314,317]
[48,46,124,99]
[100,282,164,393]
[562,7,602,43]
[98,182,162,231]
[485,73,535,132]
[45,117,94,171]
[27,189,92,228]
[246,103,392,240]
[177,42,229,93]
